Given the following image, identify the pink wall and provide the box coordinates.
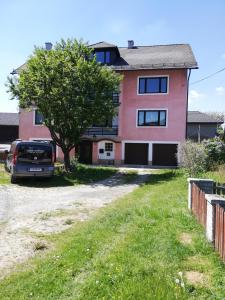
[19,110,51,140]
[118,69,187,142]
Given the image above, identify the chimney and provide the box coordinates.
[45,42,53,50]
[128,40,134,49]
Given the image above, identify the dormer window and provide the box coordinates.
[95,51,110,64]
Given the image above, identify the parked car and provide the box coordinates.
[5,140,55,183]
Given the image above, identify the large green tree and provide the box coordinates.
[7,39,122,171]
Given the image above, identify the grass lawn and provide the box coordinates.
[1,170,225,299]
[0,163,10,184]
[0,163,117,187]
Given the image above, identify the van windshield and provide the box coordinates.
[17,144,52,164]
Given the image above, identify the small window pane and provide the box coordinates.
[147,111,158,126]
[105,51,110,63]
[139,79,145,93]
[95,52,104,63]
[35,110,44,125]
[138,111,145,126]
[159,111,166,126]
[105,143,113,152]
[161,78,167,93]
[147,78,159,93]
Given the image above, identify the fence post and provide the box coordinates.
[205,194,225,243]
[187,178,214,210]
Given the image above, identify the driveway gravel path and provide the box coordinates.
[0,169,150,277]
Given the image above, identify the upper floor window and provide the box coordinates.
[138,110,167,127]
[95,51,110,64]
[34,110,44,125]
[138,77,168,94]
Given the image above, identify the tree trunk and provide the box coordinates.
[63,149,71,172]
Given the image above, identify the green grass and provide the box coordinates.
[0,163,10,184]
[1,170,225,299]
[0,163,117,187]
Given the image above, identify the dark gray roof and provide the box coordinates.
[0,113,19,126]
[89,41,117,49]
[114,44,198,70]
[188,111,224,124]
[15,41,198,73]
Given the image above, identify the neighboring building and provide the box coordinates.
[0,112,19,144]
[17,41,198,166]
[187,111,223,142]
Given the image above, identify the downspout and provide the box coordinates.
[185,69,192,139]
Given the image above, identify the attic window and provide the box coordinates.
[95,51,110,64]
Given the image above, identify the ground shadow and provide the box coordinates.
[142,170,179,187]
[16,165,118,188]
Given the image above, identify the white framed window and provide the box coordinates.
[137,76,169,95]
[137,110,167,127]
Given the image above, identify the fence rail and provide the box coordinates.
[84,126,118,136]
[214,183,225,196]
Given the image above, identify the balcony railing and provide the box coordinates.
[84,126,118,136]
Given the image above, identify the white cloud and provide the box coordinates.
[216,86,225,96]
[189,89,204,103]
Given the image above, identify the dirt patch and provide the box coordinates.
[180,233,193,245]
[185,271,206,286]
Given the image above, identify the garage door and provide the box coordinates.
[124,143,148,165]
[152,144,178,166]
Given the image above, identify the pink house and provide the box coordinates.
[18,41,198,166]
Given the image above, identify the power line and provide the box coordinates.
[190,67,225,85]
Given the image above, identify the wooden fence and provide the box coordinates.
[191,182,225,262]
[215,204,225,262]
[191,183,207,228]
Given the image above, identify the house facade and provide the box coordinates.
[18,41,198,166]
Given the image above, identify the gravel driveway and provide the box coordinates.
[0,169,149,277]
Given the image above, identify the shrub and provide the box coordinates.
[203,137,225,166]
[179,140,208,176]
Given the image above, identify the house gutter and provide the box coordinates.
[185,69,192,139]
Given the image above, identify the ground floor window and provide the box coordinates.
[105,142,113,152]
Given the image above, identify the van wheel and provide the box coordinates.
[11,176,17,184]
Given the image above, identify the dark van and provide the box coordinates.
[5,140,55,183]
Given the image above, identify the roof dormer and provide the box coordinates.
[90,41,120,65]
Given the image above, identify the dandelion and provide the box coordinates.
[175,278,180,284]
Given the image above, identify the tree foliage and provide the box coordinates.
[7,39,122,170]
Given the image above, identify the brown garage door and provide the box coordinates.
[152,144,178,166]
[125,143,148,165]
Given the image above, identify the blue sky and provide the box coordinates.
[0,0,224,113]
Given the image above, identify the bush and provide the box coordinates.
[203,137,225,166]
[179,140,208,176]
